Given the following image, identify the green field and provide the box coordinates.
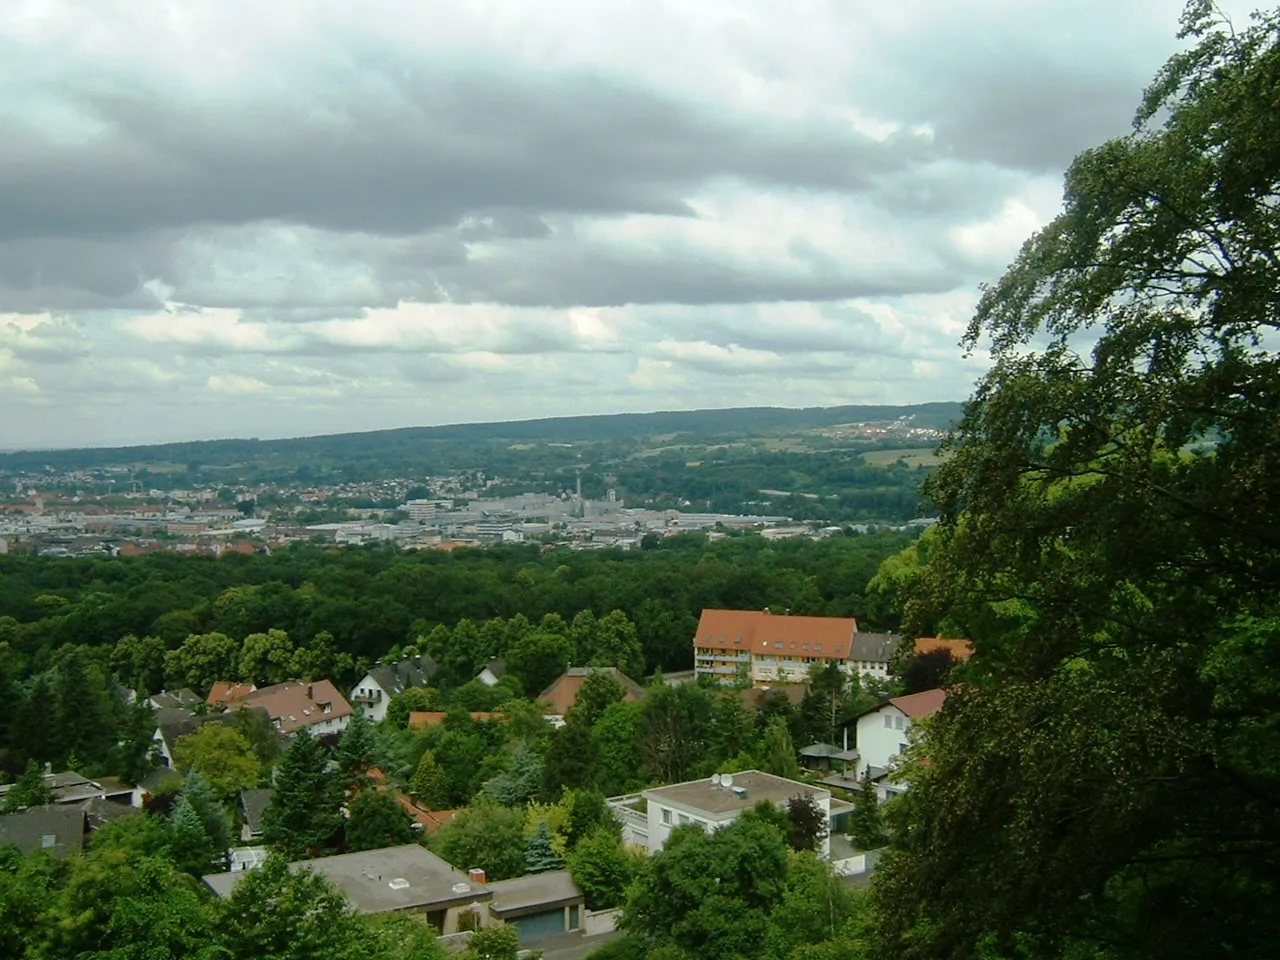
[861,447,947,467]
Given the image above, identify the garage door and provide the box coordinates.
[510,909,565,942]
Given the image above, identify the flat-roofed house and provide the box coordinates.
[203,844,491,933]
[610,769,852,859]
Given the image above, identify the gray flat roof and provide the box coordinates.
[643,770,829,817]
[203,844,492,914]
[486,870,583,918]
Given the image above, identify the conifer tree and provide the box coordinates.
[182,771,231,866]
[2,759,54,813]
[170,795,217,875]
[525,821,564,874]
[335,711,378,792]
[848,771,886,851]
[262,728,342,860]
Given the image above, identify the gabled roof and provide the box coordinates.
[888,688,948,718]
[150,689,202,710]
[233,680,352,734]
[156,707,272,757]
[538,667,645,718]
[478,658,506,680]
[848,632,902,664]
[0,805,85,857]
[694,609,858,660]
[239,788,273,835]
[365,656,437,697]
[740,684,808,711]
[913,637,974,661]
[207,681,257,707]
[79,797,138,830]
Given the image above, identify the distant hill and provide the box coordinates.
[0,402,964,472]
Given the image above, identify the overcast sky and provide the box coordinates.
[0,0,1250,449]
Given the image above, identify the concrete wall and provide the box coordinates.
[584,908,620,936]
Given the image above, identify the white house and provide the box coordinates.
[476,659,507,687]
[349,655,437,723]
[851,688,946,799]
[608,770,851,859]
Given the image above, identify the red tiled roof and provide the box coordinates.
[913,637,974,661]
[232,680,352,733]
[694,609,857,660]
[888,688,947,718]
[206,681,256,707]
[537,668,645,717]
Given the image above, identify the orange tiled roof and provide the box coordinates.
[206,681,256,707]
[694,609,858,660]
[913,637,974,661]
[537,667,645,718]
[888,688,947,718]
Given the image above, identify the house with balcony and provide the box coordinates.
[608,769,852,859]
[693,609,861,687]
[350,655,438,723]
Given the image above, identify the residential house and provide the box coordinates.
[608,769,852,859]
[203,844,493,933]
[148,688,202,710]
[851,688,947,799]
[0,768,132,808]
[693,609,860,687]
[206,681,256,709]
[229,680,352,736]
[486,871,585,943]
[153,707,273,767]
[538,667,645,728]
[238,788,273,843]
[739,684,808,712]
[350,655,438,723]
[847,632,902,682]
[0,805,86,858]
[476,659,506,687]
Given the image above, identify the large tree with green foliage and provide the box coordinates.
[432,800,527,881]
[173,722,262,801]
[871,6,1280,959]
[345,789,416,852]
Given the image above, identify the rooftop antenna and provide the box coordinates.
[711,773,723,788]
[721,773,734,789]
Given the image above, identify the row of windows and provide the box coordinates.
[659,806,707,829]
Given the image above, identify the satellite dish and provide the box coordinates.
[721,774,734,789]
[711,773,722,787]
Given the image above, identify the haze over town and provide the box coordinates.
[0,0,1253,449]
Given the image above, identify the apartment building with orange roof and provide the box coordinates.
[693,609,862,687]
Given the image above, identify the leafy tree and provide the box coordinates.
[785,793,829,853]
[219,855,367,960]
[622,818,789,956]
[525,820,565,874]
[763,852,867,960]
[464,922,520,960]
[543,717,596,794]
[345,789,416,852]
[562,788,619,850]
[2,759,53,812]
[263,728,343,860]
[848,772,886,851]
[871,7,1280,959]
[173,722,262,801]
[898,648,955,696]
[164,631,241,693]
[239,628,296,686]
[592,699,644,797]
[566,669,627,728]
[386,686,443,729]
[506,629,573,697]
[227,706,282,768]
[111,633,168,695]
[433,800,526,881]
[755,716,802,781]
[567,826,637,910]
[590,610,645,679]
[636,682,714,784]
[50,646,114,768]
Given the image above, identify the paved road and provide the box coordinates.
[534,930,621,960]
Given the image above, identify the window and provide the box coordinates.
[802,643,809,650]
[883,715,893,729]
[661,807,672,825]
[569,905,580,930]
[894,715,905,731]
[679,814,691,825]
[774,641,783,650]
[898,743,908,755]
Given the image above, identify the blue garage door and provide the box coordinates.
[510,909,565,941]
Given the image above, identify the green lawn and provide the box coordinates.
[860,447,947,467]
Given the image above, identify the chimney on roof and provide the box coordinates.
[306,684,313,699]
[468,867,486,884]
